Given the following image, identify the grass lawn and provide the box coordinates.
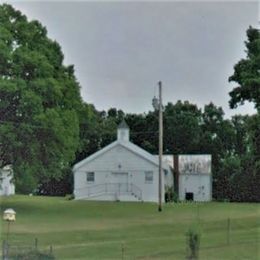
[0,195,259,259]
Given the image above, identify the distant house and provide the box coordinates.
[73,121,173,202]
[0,165,15,196]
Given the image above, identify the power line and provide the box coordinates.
[0,120,53,130]
[0,120,159,135]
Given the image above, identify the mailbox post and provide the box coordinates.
[3,208,16,260]
[3,208,16,242]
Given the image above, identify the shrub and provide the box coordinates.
[65,194,74,200]
[186,228,200,260]
[165,186,177,203]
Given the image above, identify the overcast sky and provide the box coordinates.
[6,1,259,117]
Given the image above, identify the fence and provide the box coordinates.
[2,214,258,259]
[94,215,258,259]
[2,238,54,260]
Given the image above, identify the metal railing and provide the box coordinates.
[75,183,142,201]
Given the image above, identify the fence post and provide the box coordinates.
[34,238,38,250]
[227,218,230,245]
[2,240,8,260]
[49,245,53,255]
[2,240,4,260]
[121,242,125,260]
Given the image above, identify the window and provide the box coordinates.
[86,172,95,183]
[145,171,153,183]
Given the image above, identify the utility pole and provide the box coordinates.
[152,81,163,212]
[158,81,163,212]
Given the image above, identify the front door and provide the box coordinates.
[111,172,128,184]
[111,172,129,195]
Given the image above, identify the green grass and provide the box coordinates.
[0,195,259,259]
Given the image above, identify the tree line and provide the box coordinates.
[0,4,259,201]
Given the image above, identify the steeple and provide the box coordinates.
[117,120,129,142]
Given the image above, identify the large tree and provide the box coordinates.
[229,26,260,111]
[0,4,82,193]
[228,26,260,202]
[164,101,202,154]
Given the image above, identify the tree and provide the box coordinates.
[199,103,235,159]
[228,26,260,202]
[126,112,157,153]
[75,103,103,162]
[99,108,125,148]
[0,4,82,192]
[246,114,260,160]
[164,101,202,154]
[229,26,260,111]
[231,115,249,156]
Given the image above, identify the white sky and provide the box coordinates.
[4,0,259,118]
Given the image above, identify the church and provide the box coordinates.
[73,121,212,202]
[73,121,172,202]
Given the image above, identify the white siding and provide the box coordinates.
[179,174,212,202]
[74,144,166,202]
[164,169,173,189]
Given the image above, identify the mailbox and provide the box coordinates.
[3,208,16,221]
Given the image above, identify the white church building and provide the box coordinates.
[73,121,173,202]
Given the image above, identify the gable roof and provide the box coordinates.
[73,140,169,171]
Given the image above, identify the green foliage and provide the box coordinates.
[186,228,200,260]
[64,193,74,200]
[0,4,82,192]
[36,169,73,196]
[213,154,241,201]
[74,103,102,162]
[229,26,260,111]
[164,186,175,203]
[76,106,125,162]
[164,101,202,154]
[227,27,260,201]
[212,114,260,202]
[126,112,157,153]
[14,163,38,194]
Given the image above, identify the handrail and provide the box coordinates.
[75,183,142,200]
[131,183,142,200]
